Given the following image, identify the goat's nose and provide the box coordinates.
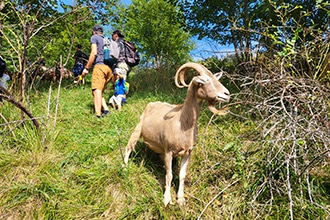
[222,89,230,101]
[224,88,230,96]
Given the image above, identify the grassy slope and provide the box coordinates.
[0,69,328,219]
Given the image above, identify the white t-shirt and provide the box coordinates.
[0,74,10,89]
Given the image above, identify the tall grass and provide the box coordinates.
[0,66,329,219]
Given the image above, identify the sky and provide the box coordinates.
[191,37,234,60]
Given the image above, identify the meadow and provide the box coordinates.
[0,66,329,219]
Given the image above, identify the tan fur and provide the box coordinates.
[124,62,230,206]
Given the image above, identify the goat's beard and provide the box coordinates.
[208,101,228,116]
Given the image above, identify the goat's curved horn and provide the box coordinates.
[174,62,211,88]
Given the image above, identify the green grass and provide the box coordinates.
[0,67,329,219]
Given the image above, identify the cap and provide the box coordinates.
[112,29,125,38]
[92,25,103,33]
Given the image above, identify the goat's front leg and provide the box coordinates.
[163,151,173,207]
[177,152,190,205]
[124,122,142,165]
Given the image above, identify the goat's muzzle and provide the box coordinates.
[208,91,230,115]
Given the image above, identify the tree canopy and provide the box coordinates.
[183,0,330,63]
[0,0,329,99]
[114,0,194,68]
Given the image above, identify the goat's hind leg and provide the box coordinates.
[124,121,142,164]
[163,151,173,207]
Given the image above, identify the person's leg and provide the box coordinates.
[101,97,110,116]
[115,95,124,111]
[102,97,109,112]
[93,89,102,117]
[117,62,131,80]
[100,64,113,116]
[92,65,108,117]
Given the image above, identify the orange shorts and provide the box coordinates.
[91,64,113,92]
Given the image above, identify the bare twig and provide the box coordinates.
[0,112,16,138]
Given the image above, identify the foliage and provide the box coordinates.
[118,0,194,68]
[0,0,120,102]
[183,0,261,63]
[201,55,237,75]
[258,1,330,81]
[183,0,330,67]
[230,59,330,219]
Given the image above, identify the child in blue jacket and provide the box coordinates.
[109,68,126,111]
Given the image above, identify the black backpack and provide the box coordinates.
[76,50,88,65]
[0,56,6,75]
[123,41,140,67]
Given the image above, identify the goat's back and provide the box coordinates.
[140,101,180,135]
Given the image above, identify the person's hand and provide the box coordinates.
[82,68,89,77]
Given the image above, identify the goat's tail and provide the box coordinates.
[124,121,142,164]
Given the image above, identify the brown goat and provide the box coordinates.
[124,62,230,206]
[36,65,73,82]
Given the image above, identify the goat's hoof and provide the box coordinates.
[177,197,186,206]
[164,198,173,207]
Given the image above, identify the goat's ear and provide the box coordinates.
[214,71,223,80]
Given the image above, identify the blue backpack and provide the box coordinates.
[104,37,118,67]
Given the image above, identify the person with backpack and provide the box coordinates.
[72,44,88,78]
[112,30,131,80]
[0,56,11,103]
[112,29,140,103]
[81,25,113,119]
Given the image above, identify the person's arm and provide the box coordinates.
[117,73,123,78]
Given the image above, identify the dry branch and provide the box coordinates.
[0,85,40,131]
[230,59,330,215]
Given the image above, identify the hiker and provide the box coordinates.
[112,29,132,103]
[112,29,131,80]
[72,44,88,77]
[0,56,11,102]
[109,68,127,111]
[81,25,113,118]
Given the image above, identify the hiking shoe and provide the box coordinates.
[101,110,110,117]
